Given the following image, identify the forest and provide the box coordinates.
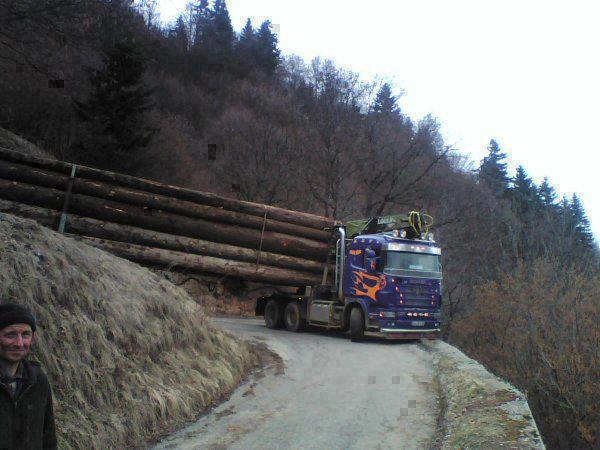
[0,1,598,448]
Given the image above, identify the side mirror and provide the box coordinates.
[372,256,382,272]
[364,248,381,272]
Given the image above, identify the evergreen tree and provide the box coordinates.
[190,0,235,72]
[190,0,210,48]
[74,40,155,172]
[235,18,258,74]
[558,194,575,234]
[208,0,235,55]
[373,83,399,115]
[538,177,557,207]
[478,139,509,197]
[240,18,255,43]
[510,165,535,206]
[570,194,595,249]
[255,20,280,76]
[169,15,189,53]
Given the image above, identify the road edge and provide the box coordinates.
[425,340,545,449]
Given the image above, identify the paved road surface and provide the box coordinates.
[153,318,438,450]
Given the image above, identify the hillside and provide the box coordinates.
[0,213,261,449]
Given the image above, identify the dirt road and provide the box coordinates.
[152,318,439,450]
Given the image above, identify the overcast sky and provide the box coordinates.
[156,0,599,237]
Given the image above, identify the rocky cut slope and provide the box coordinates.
[0,213,260,449]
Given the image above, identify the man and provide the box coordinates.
[0,303,57,450]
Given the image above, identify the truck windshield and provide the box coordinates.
[384,251,442,278]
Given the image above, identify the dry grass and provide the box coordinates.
[0,213,260,449]
[0,126,53,158]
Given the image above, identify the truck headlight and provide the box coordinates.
[379,311,395,318]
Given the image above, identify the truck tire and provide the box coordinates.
[349,307,365,342]
[265,300,284,329]
[284,302,305,332]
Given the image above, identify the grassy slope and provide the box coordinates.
[0,213,259,449]
[0,127,53,159]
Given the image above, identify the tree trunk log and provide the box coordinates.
[74,236,321,286]
[0,178,330,260]
[0,160,330,241]
[0,199,325,274]
[0,147,336,230]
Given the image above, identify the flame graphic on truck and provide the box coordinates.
[350,271,387,301]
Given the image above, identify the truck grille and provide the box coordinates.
[399,280,439,308]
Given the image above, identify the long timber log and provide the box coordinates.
[0,178,330,260]
[0,160,330,241]
[0,147,336,230]
[0,199,324,274]
[74,236,321,286]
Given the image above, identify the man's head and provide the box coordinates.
[0,303,36,364]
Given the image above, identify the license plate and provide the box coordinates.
[411,321,425,327]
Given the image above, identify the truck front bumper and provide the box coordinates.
[369,328,441,340]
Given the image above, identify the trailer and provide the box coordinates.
[255,213,443,341]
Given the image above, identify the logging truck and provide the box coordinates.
[0,148,441,341]
[255,213,442,341]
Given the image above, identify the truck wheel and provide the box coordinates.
[349,307,365,342]
[284,302,305,332]
[264,300,283,329]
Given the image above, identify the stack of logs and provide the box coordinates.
[0,147,337,286]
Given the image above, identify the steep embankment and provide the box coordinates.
[0,213,261,449]
[0,127,53,159]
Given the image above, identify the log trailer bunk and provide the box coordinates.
[255,212,443,341]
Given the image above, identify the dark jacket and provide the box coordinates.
[0,360,57,450]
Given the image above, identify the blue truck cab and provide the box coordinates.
[256,212,442,342]
[343,232,442,340]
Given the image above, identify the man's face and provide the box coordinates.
[0,324,33,363]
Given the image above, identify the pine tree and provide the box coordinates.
[478,139,509,197]
[169,15,189,53]
[373,83,399,115]
[511,165,534,196]
[235,18,258,74]
[190,0,210,48]
[74,40,155,172]
[538,177,557,207]
[191,0,235,71]
[209,0,235,54]
[510,165,539,216]
[570,194,595,249]
[240,18,254,43]
[558,194,575,234]
[255,20,280,76]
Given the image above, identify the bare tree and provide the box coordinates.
[207,104,303,206]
